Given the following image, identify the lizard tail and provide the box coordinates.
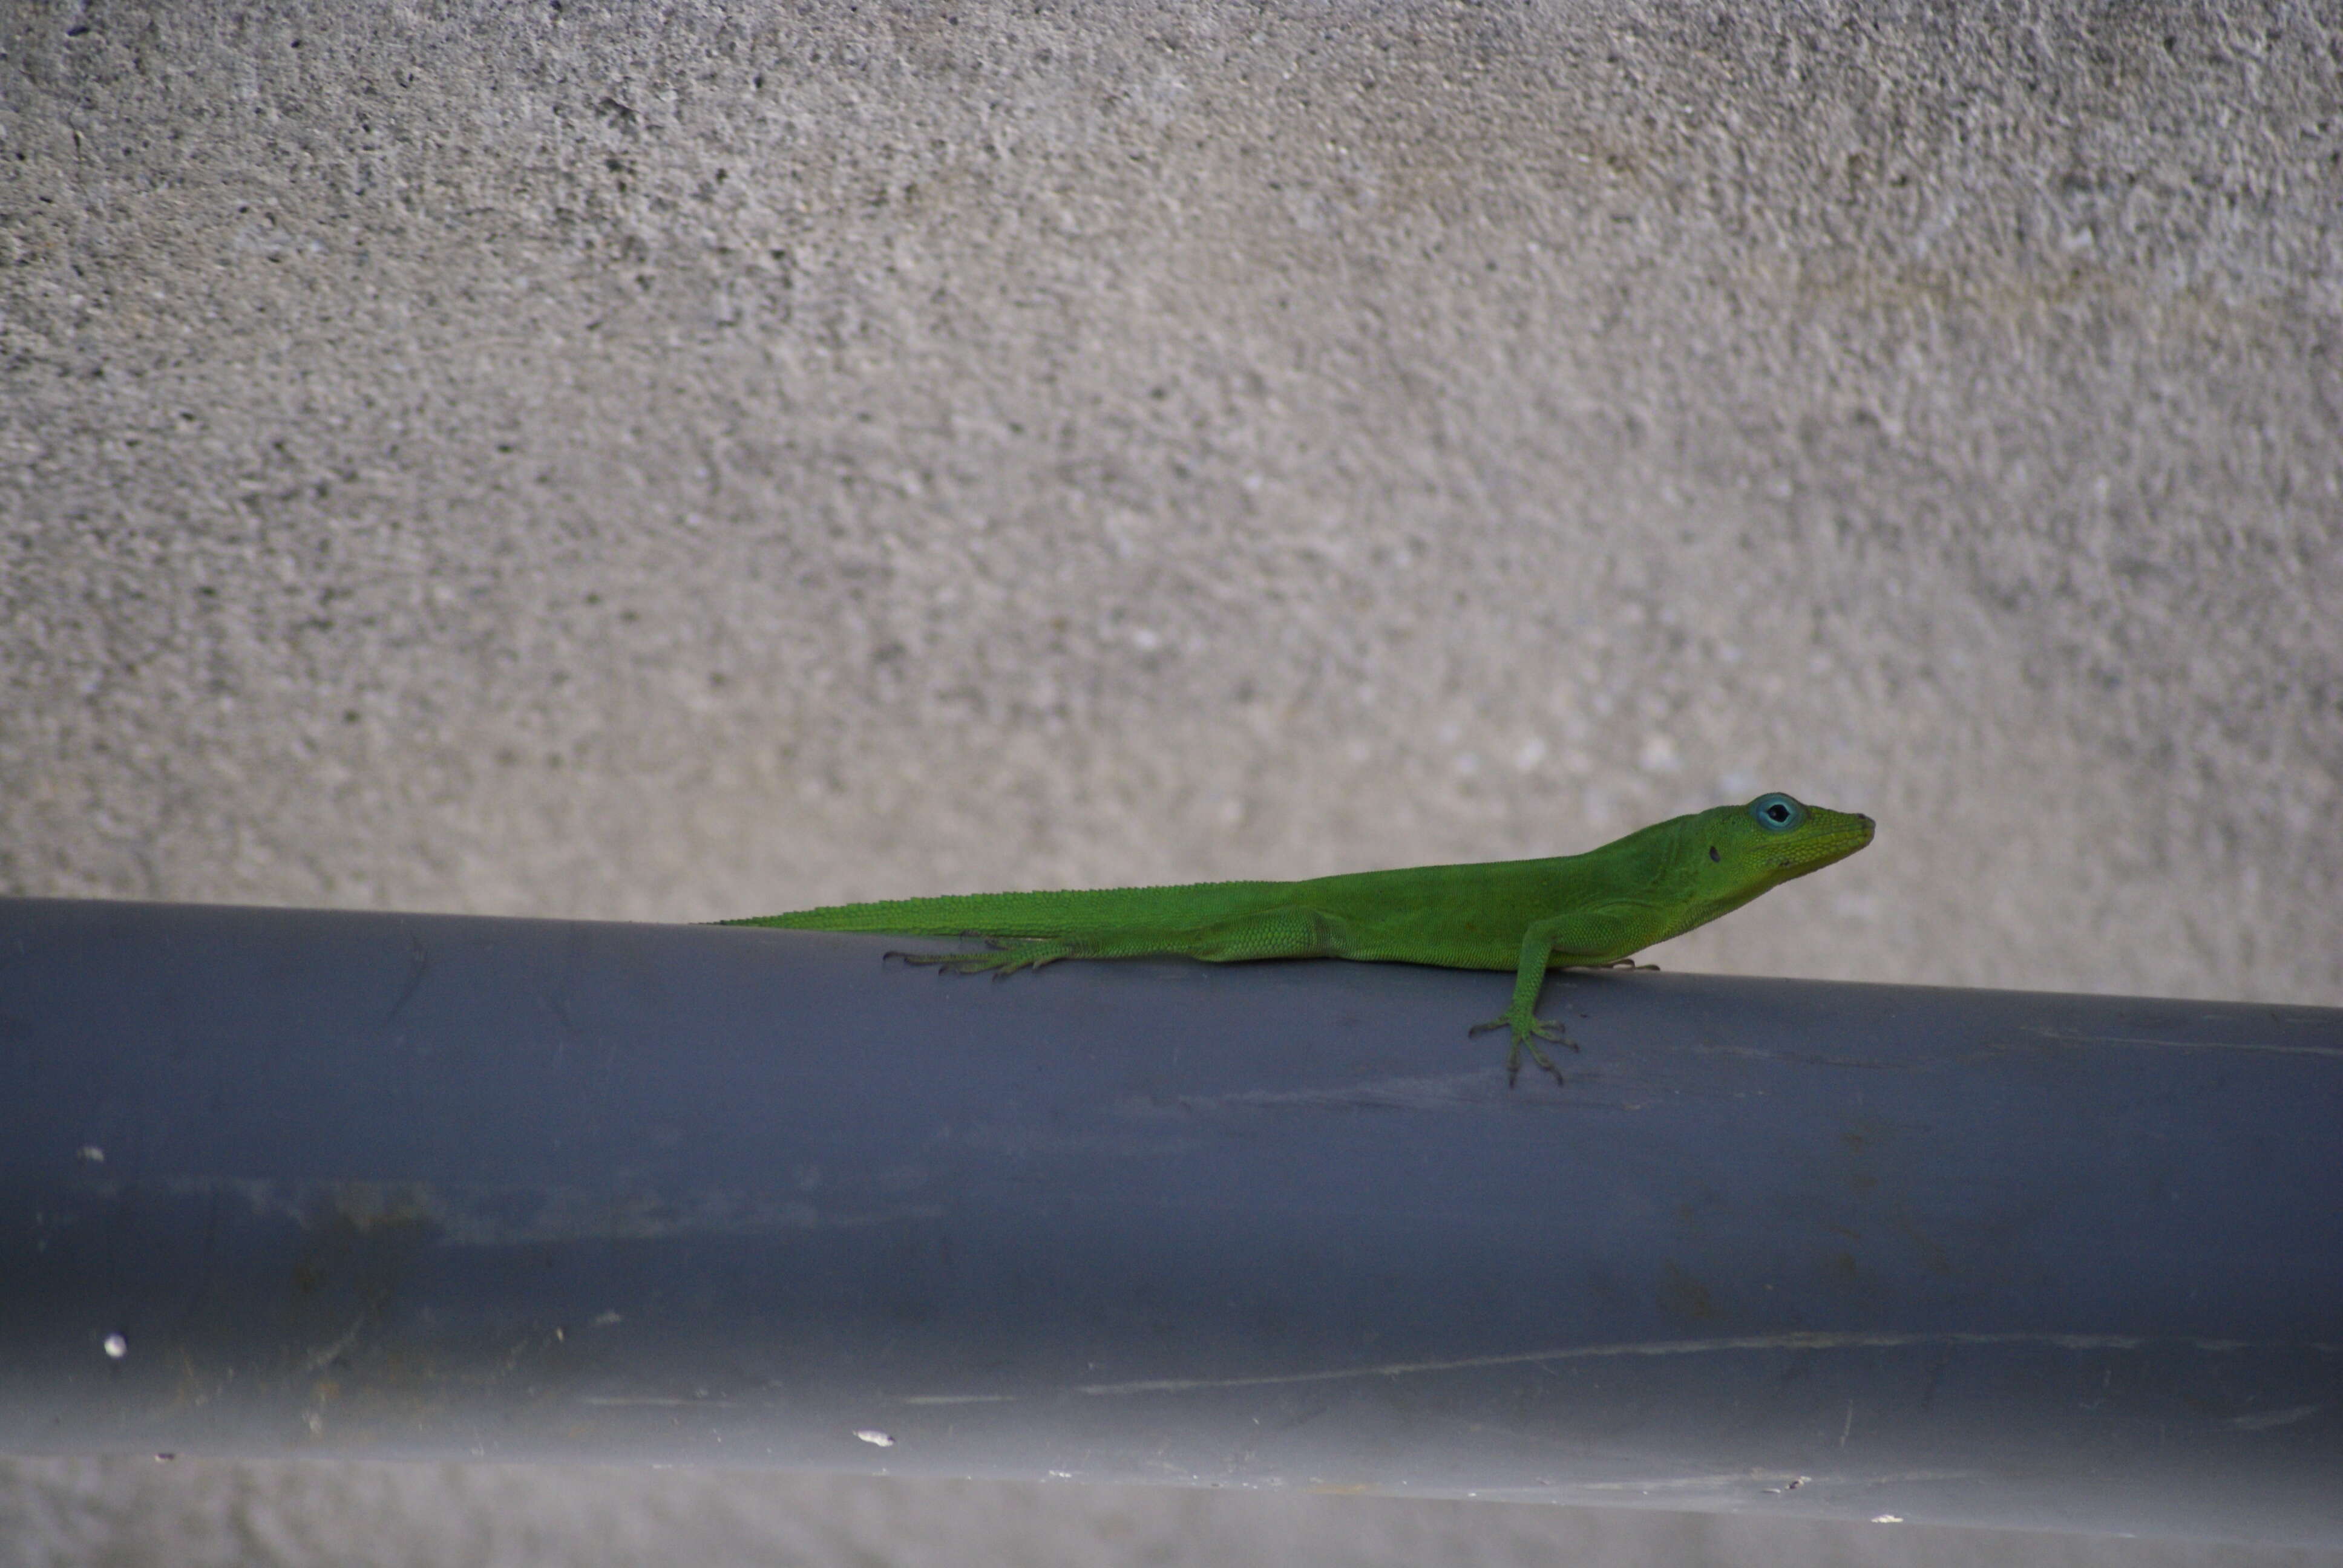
[713,880,1291,938]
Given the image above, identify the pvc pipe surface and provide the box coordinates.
[1,898,2336,1543]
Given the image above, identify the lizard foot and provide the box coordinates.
[885,938,1070,978]
[1468,1008,1577,1088]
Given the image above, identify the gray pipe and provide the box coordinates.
[1,897,2336,1544]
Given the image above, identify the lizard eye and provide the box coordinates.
[1749,793,1804,832]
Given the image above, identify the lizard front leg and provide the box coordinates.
[1469,921,1577,1086]
[1468,912,1648,1087]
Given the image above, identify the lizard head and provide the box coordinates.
[1700,792,1875,893]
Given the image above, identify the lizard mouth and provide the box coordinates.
[1770,813,1875,874]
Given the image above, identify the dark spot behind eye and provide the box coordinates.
[1708,845,1720,863]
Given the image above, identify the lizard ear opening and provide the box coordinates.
[1749,793,1805,832]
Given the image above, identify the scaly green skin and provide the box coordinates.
[720,792,1875,1086]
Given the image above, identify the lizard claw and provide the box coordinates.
[1505,1037,1568,1089]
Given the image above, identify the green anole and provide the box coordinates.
[720,792,1874,1085]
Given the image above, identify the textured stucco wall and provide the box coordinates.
[4,1,2339,1560]
[5,0,2338,1001]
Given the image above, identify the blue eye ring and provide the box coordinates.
[1749,793,1804,832]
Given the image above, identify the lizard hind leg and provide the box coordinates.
[886,936,1078,978]
[1070,906,1356,965]
[889,906,1345,977]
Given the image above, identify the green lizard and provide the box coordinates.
[719,792,1873,1086]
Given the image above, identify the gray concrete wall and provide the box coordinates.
[4,0,2338,1562]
